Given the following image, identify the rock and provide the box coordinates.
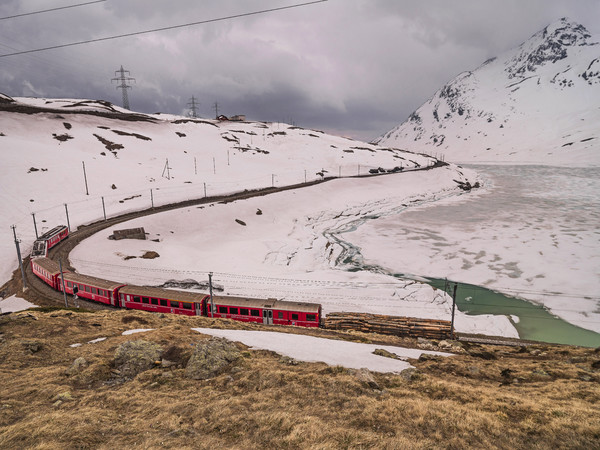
[22,340,43,353]
[418,353,442,362]
[351,368,381,390]
[373,348,402,360]
[469,350,497,360]
[399,368,419,381]
[114,340,163,379]
[185,337,242,380]
[531,368,552,380]
[417,337,436,350]
[279,356,299,366]
[66,357,88,376]
[438,340,453,349]
[52,392,74,403]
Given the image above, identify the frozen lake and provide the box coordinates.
[344,165,600,345]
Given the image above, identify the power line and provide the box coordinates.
[0,0,328,58]
[0,0,107,21]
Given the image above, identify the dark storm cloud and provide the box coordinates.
[1,0,598,141]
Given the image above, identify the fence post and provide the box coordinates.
[150,189,154,209]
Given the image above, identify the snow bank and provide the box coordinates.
[192,328,452,373]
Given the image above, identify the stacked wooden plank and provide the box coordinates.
[324,312,452,339]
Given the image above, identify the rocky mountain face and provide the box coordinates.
[375,18,599,165]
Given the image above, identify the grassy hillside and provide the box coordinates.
[1,308,598,449]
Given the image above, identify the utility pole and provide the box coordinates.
[82,161,89,195]
[450,282,458,338]
[213,102,219,119]
[59,260,68,307]
[208,272,215,317]
[111,65,135,110]
[11,225,26,291]
[187,96,199,118]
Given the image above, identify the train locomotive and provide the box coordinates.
[30,225,69,258]
[31,256,322,328]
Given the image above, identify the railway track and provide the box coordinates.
[5,176,350,308]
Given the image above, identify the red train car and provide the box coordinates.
[30,257,68,290]
[61,272,125,307]
[118,285,204,316]
[206,295,321,327]
[39,225,69,250]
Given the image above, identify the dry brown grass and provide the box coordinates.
[0,308,599,449]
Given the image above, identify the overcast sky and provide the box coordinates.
[0,0,598,141]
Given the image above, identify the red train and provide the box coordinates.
[31,225,69,258]
[30,257,322,327]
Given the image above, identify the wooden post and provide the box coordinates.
[450,282,457,338]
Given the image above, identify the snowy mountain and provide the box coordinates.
[375,18,600,165]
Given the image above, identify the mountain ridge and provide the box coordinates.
[375,18,600,165]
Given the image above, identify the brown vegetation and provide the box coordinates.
[0,308,599,449]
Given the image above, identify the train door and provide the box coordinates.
[195,302,202,316]
[263,309,273,325]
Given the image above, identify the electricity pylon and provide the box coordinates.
[111,65,135,110]
[187,96,199,118]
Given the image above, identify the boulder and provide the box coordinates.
[185,337,242,380]
[351,367,381,390]
[114,340,163,379]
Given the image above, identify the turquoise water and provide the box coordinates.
[427,278,600,347]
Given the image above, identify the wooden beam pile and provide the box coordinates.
[324,312,452,340]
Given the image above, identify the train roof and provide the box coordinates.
[31,257,64,275]
[119,285,206,303]
[38,225,68,240]
[212,295,321,313]
[63,272,125,290]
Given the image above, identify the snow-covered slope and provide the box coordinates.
[375,18,600,165]
[0,94,441,285]
[2,94,514,336]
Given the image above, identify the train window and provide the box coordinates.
[85,285,91,293]
[250,309,260,317]
[306,314,316,322]
[151,298,158,305]
[218,306,228,314]
[170,301,180,308]
[182,302,192,310]
[291,313,299,321]
[133,296,141,303]
[278,312,283,319]
[67,281,72,288]
[160,299,168,307]
[240,308,249,316]
[142,297,149,304]
[92,288,97,295]
[229,307,238,315]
